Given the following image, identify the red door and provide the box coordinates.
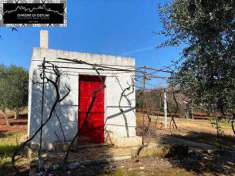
[78,75,105,144]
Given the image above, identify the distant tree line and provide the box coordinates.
[136,88,188,117]
[0,64,28,126]
[136,87,222,119]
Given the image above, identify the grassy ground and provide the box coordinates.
[102,168,194,176]
[170,118,235,150]
[0,131,27,175]
[1,116,235,175]
[137,113,233,134]
[104,168,193,176]
[62,157,195,176]
[137,113,234,149]
[174,118,232,134]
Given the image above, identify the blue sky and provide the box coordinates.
[0,0,183,87]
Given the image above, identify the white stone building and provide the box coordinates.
[28,31,140,149]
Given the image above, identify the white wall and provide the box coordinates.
[28,48,136,148]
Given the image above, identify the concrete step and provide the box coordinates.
[75,143,112,149]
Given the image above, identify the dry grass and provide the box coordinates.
[136,112,234,137]
[174,118,232,135]
[0,131,28,176]
[135,113,235,175]
[1,113,234,176]
[102,167,194,176]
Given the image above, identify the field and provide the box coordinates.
[0,114,28,175]
[0,114,234,176]
[0,131,28,176]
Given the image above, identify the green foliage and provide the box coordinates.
[136,89,182,114]
[0,132,22,165]
[136,90,144,110]
[0,65,28,110]
[136,89,164,111]
[0,132,20,157]
[159,0,235,115]
[0,132,26,176]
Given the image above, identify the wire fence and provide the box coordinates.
[11,57,188,175]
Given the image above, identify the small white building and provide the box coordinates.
[28,31,140,149]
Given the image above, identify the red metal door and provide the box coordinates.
[79,75,105,144]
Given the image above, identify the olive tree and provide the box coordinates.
[158,0,235,135]
[0,65,28,125]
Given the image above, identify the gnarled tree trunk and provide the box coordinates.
[14,108,19,120]
[0,109,10,127]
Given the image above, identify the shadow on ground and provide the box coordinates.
[29,144,115,176]
[159,131,235,175]
[0,131,14,138]
[0,131,29,176]
[0,131,115,176]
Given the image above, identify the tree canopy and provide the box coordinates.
[0,65,28,111]
[159,0,235,115]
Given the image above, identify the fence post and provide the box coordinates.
[164,89,167,129]
[141,74,146,145]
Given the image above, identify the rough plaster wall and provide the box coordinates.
[29,66,78,147]
[105,74,136,138]
[28,48,136,147]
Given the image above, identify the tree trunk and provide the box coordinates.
[232,113,235,136]
[0,110,10,127]
[14,108,19,120]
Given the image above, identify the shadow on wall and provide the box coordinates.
[30,72,76,147]
[30,72,136,146]
[28,72,114,175]
[26,66,137,175]
[159,131,235,175]
[104,75,135,138]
